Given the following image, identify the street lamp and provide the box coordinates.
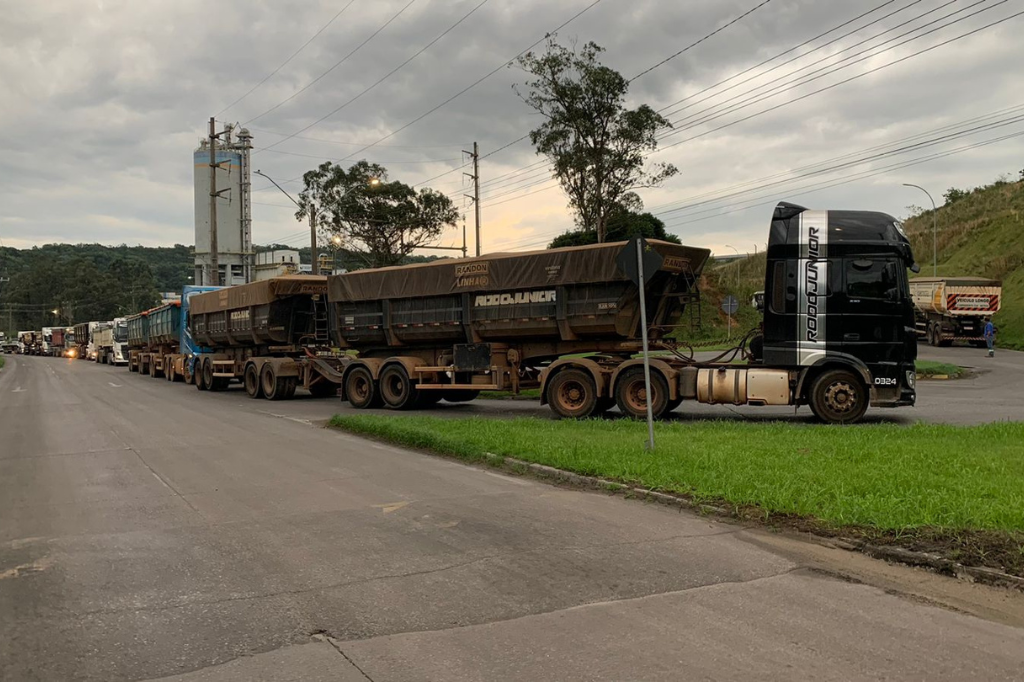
[725,244,741,288]
[903,183,937,277]
[255,169,319,275]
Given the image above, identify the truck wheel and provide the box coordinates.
[167,357,178,382]
[184,362,194,385]
[615,367,669,420]
[547,369,599,419]
[244,364,263,399]
[197,357,212,391]
[281,377,298,400]
[808,369,868,425]
[261,364,283,400]
[380,365,418,410]
[928,324,940,347]
[345,366,381,409]
[442,389,480,403]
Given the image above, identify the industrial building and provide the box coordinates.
[193,125,253,286]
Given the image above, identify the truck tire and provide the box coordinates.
[614,367,669,420]
[244,364,263,399]
[261,364,284,400]
[808,369,868,425]
[546,368,599,419]
[197,357,212,391]
[345,366,381,409]
[281,377,298,400]
[184,362,194,385]
[166,357,178,382]
[380,365,418,410]
[442,389,479,403]
[928,324,941,347]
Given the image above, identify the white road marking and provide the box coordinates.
[108,382,122,387]
[12,387,25,393]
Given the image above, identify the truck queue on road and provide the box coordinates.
[13,203,933,425]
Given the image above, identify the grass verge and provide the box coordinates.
[478,388,541,400]
[916,360,964,378]
[330,415,1024,576]
[0,356,5,371]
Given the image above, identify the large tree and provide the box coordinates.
[516,39,677,243]
[296,160,459,268]
[549,210,681,248]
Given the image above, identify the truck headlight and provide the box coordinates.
[906,370,916,389]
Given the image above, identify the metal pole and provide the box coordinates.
[635,237,655,451]
[473,142,481,256]
[903,183,937,276]
[310,208,319,275]
[208,117,219,286]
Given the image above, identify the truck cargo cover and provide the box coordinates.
[189,276,328,315]
[328,240,710,302]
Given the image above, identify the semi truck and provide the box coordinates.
[909,277,1001,347]
[72,322,101,360]
[92,318,129,365]
[62,327,77,358]
[328,202,919,424]
[42,327,57,356]
[126,311,150,372]
[187,277,346,398]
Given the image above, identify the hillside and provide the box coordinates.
[902,177,1024,349]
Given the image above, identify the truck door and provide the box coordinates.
[839,257,907,389]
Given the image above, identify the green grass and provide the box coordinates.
[915,360,963,377]
[478,388,542,400]
[330,415,1024,534]
[0,356,5,371]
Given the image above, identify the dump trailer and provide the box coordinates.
[136,303,181,378]
[155,285,223,383]
[125,311,151,372]
[187,276,346,398]
[72,322,100,360]
[50,327,66,357]
[330,203,919,424]
[909,277,1001,347]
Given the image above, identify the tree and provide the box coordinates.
[515,39,677,243]
[943,187,969,204]
[549,210,681,248]
[296,160,459,268]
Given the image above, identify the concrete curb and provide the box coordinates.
[482,452,1024,591]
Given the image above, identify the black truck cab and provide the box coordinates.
[760,202,919,420]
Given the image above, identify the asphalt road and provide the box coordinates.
[3,353,1024,681]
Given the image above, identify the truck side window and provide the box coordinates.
[846,259,893,300]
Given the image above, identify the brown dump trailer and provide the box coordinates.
[188,276,347,399]
[327,239,712,417]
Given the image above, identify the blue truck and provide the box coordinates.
[129,286,222,381]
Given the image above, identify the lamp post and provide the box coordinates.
[255,169,318,275]
[903,183,937,277]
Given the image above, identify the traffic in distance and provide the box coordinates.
[9,202,943,425]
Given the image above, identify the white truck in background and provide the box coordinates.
[909,277,1002,347]
[93,318,129,365]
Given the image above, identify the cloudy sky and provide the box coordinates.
[2,0,1023,258]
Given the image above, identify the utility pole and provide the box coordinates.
[309,207,319,275]
[463,142,481,256]
[209,118,219,286]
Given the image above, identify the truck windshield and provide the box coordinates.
[114,324,128,342]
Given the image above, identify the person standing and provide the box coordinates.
[984,317,996,357]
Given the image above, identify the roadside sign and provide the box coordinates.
[617,238,663,287]
[721,295,739,315]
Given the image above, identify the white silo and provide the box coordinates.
[193,124,253,285]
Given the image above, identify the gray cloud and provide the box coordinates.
[1,0,1022,257]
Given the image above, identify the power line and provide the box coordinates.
[216,0,357,117]
[656,6,1024,154]
[245,126,466,149]
[254,147,462,165]
[258,0,494,153]
[649,103,1024,215]
[656,110,1024,221]
[629,0,776,82]
[338,1,606,161]
[656,0,914,119]
[243,0,421,126]
[662,128,1024,229]
[658,0,992,140]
